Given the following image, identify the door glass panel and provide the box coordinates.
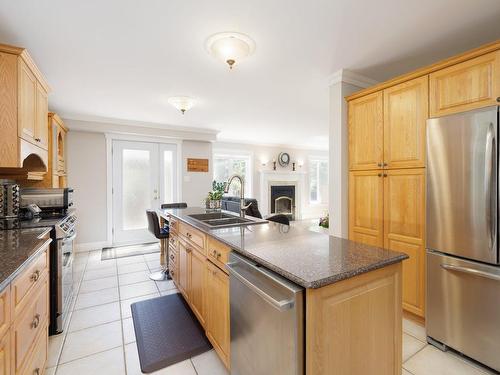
[163,150,174,204]
[122,149,151,230]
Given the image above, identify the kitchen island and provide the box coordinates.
[158,207,408,375]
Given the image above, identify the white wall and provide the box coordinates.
[67,131,108,248]
[181,140,213,207]
[213,142,328,219]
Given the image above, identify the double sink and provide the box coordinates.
[188,212,268,228]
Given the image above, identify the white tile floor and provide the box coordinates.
[47,249,497,375]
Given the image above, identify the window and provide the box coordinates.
[309,158,328,204]
[213,152,252,197]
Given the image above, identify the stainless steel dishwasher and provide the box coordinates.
[226,252,304,375]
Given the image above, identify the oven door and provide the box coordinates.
[59,231,75,331]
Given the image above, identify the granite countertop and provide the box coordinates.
[0,227,52,292]
[158,207,408,289]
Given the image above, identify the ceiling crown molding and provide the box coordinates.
[328,69,378,88]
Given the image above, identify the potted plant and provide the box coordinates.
[206,181,225,209]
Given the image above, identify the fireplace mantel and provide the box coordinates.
[259,170,306,219]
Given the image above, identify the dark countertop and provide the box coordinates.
[158,207,408,289]
[0,227,52,292]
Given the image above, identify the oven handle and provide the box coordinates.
[62,232,77,243]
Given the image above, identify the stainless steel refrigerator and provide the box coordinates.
[426,106,500,372]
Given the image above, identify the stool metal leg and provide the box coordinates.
[149,235,172,281]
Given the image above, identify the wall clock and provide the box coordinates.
[278,152,290,167]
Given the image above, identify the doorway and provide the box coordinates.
[112,140,178,245]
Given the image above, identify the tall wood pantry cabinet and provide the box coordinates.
[347,40,500,319]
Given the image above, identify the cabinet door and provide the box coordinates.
[348,91,384,170]
[384,76,428,169]
[430,50,500,117]
[0,51,19,168]
[188,249,205,326]
[18,59,37,144]
[178,242,189,299]
[206,262,230,368]
[349,170,384,247]
[383,169,425,317]
[35,83,49,150]
[0,330,10,375]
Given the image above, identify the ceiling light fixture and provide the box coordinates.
[206,32,256,70]
[168,96,195,115]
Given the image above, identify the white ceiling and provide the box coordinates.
[1,0,499,149]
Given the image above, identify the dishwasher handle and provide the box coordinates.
[226,262,295,312]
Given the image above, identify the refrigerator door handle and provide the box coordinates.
[441,263,500,282]
[485,122,497,252]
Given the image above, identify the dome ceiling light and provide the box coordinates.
[168,96,195,115]
[206,32,256,70]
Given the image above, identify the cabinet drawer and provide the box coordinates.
[179,223,206,254]
[0,287,10,340]
[169,217,179,233]
[11,249,48,317]
[19,324,47,375]
[12,276,48,373]
[207,237,231,273]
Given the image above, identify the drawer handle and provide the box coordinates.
[186,232,192,239]
[31,314,40,329]
[170,254,175,260]
[211,249,217,257]
[186,248,192,253]
[33,368,40,375]
[30,270,40,282]
[217,252,221,259]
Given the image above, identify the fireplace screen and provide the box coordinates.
[270,185,295,220]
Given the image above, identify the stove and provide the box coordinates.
[2,187,77,336]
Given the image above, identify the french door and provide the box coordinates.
[112,140,178,245]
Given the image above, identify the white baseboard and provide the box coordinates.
[74,241,109,253]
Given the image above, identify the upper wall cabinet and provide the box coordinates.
[348,91,383,170]
[0,44,50,170]
[430,50,500,117]
[383,76,428,169]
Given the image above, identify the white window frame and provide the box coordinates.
[309,156,328,205]
[212,149,253,197]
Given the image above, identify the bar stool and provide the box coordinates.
[146,203,188,281]
[146,210,170,281]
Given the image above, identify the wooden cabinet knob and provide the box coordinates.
[186,248,192,253]
[186,232,192,238]
[377,163,382,167]
[377,173,382,177]
[31,314,40,329]
[30,270,40,282]
[497,97,500,102]
[33,368,40,375]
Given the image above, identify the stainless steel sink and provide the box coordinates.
[188,212,267,228]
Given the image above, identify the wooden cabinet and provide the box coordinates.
[205,261,230,369]
[306,263,402,375]
[384,169,426,316]
[348,91,383,170]
[0,331,10,375]
[188,248,206,325]
[0,288,10,340]
[383,76,428,169]
[348,170,384,247]
[0,52,19,168]
[169,220,230,369]
[178,242,189,298]
[18,59,37,144]
[430,50,500,117]
[0,44,50,171]
[35,83,48,151]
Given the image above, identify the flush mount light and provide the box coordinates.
[206,32,256,70]
[168,96,195,115]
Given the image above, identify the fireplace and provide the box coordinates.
[270,185,295,220]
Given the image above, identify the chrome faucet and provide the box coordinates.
[224,174,252,217]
